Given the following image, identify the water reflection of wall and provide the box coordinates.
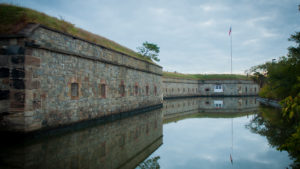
[163,97,259,120]
[0,109,163,169]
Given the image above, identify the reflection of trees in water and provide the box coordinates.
[137,156,160,169]
[246,106,299,168]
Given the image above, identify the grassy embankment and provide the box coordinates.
[163,71,251,80]
[0,3,153,63]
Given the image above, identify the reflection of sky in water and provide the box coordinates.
[149,116,292,169]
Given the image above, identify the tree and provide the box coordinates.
[137,41,160,62]
[137,156,160,169]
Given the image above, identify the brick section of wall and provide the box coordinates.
[163,77,260,98]
[0,24,163,132]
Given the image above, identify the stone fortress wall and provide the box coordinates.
[0,23,260,133]
[163,77,259,98]
[0,24,163,132]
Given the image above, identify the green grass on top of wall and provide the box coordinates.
[0,3,154,63]
[163,71,252,80]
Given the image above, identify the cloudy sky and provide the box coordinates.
[2,0,300,74]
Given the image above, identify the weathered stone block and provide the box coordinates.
[25,56,40,66]
[4,45,25,55]
[11,55,24,64]
[12,91,25,103]
[0,55,9,66]
[0,67,9,78]
[0,90,9,100]
[11,68,25,79]
[32,100,41,109]
[11,79,25,89]
[0,100,9,113]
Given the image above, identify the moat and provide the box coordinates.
[0,97,293,169]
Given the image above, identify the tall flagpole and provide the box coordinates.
[229,26,234,165]
[230,27,232,74]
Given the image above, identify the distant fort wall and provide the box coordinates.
[163,77,259,99]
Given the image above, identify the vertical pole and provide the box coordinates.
[232,118,233,156]
[230,32,232,74]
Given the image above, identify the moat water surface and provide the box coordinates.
[142,113,291,169]
[0,97,293,169]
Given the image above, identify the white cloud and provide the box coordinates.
[242,39,260,46]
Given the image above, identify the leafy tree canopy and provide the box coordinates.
[247,30,300,99]
[137,41,160,62]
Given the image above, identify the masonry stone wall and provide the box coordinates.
[0,24,163,132]
[163,77,199,98]
[163,77,259,98]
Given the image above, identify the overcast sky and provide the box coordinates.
[2,0,300,74]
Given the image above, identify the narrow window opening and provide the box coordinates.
[146,86,149,95]
[120,84,125,97]
[100,84,106,98]
[135,85,139,95]
[154,86,157,95]
[71,83,78,97]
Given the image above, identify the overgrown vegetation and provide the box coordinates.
[0,3,153,63]
[247,107,300,169]
[163,71,251,80]
[247,5,300,169]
